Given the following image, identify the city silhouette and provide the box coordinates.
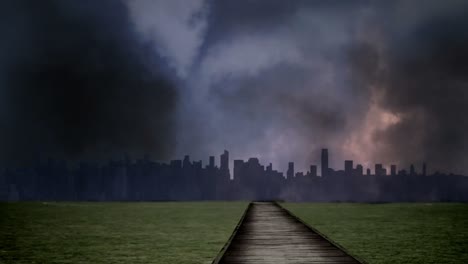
[1,149,467,202]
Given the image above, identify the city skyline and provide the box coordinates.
[166,149,435,178]
[2,148,467,202]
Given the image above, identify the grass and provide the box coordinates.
[0,202,248,264]
[282,203,468,264]
[3,202,467,264]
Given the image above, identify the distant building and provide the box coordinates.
[220,150,230,178]
[422,163,427,176]
[345,160,353,176]
[355,164,363,176]
[309,165,317,177]
[410,164,415,176]
[193,160,202,169]
[183,155,191,168]
[321,149,329,177]
[287,162,294,179]
[375,164,383,176]
[233,159,244,181]
[209,156,215,168]
[390,165,397,176]
[170,160,182,169]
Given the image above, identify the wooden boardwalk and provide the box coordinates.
[214,202,363,264]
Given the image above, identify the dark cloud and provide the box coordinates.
[176,0,374,171]
[197,0,369,61]
[371,6,468,173]
[0,0,177,164]
[177,0,468,174]
[2,0,468,175]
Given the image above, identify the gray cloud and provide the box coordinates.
[368,1,468,174]
[126,0,208,78]
[0,0,177,165]
[173,1,374,172]
[169,0,468,174]
[2,0,468,175]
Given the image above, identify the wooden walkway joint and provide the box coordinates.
[213,202,363,264]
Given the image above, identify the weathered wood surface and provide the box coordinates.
[216,202,362,264]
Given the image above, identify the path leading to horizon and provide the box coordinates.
[215,202,362,264]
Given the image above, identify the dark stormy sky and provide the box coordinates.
[1,0,468,174]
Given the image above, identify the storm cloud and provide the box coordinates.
[0,0,177,164]
[368,1,468,174]
[170,0,468,174]
[2,0,468,174]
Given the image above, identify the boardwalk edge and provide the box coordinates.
[211,202,252,264]
[275,201,369,264]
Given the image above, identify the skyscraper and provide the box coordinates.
[220,150,230,178]
[309,165,317,177]
[375,164,383,176]
[390,165,397,176]
[356,164,363,176]
[209,156,215,168]
[321,149,328,177]
[287,162,294,179]
[344,160,353,176]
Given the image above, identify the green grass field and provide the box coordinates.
[2,202,467,264]
[0,202,247,264]
[282,203,468,264]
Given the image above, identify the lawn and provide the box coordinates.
[0,202,248,264]
[282,203,468,264]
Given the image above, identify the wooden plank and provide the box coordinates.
[213,202,364,264]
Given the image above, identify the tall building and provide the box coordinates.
[390,165,397,176]
[209,156,215,168]
[321,149,329,177]
[309,165,317,177]
[344,160,353,176]
[375,164,383,176]
[233,159,244,181]
[410,164,415,176]
[355,164,363,176]
[287,162,294,179]
[220,150,230,178]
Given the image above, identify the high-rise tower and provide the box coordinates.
[390,165,397,176]
[321,149,329,177]
[220,150,230,179]
[209,156,215,168]
[344,160,353,176]
[287,162,294,179]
